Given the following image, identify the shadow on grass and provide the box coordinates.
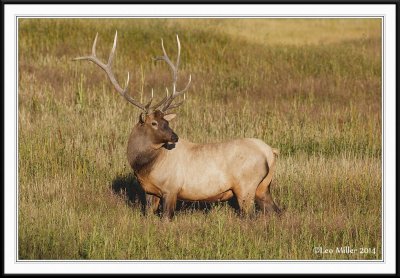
[111,173,147,215]
[111,173,240,216]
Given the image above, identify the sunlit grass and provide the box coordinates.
[18,18,381,260]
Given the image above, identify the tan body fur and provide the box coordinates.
[127,120,280,218]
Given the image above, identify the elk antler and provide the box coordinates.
[153,35,192,113]
[73,31,167,114]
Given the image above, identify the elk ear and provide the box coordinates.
[163,113,176,122]
[139,113,146,124]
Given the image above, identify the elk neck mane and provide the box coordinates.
[127,123,166,174]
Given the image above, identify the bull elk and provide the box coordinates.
[74,31,281,219]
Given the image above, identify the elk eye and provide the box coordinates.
[151,121,158,126]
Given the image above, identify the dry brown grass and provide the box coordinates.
[18,18,381,260]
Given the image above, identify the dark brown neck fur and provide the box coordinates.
[127,124,163,174]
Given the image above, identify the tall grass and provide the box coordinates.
[18,18,381,260]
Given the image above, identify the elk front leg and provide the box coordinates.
[237,198,255,217]
[146,194,161,214]
[162,193,177,219]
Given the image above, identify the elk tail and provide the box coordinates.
[256,147,278,198]
[272,148,280,156]
[255,146,282,214]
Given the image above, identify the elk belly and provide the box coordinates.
[201,190,234,202]
[178,189,234,202]
[176,170,233,201]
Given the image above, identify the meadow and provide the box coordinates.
[18,18,382,260]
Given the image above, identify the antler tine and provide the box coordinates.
[73,33,99,62]
[144,97,153,110]
[92,32,98,57]
[153,35,191,113]
[161,74,191,112]
[149,95,167,111]
[161,39,177,80]
[175,34,181,80]
[165,100,185,111]
[175,74,191,97]
[73,31,147,112]
[108,31,117,66]
[125,72,130,90]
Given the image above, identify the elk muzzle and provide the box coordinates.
[170,132,179,143]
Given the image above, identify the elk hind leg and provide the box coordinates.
[255,175,281,215]
[255,190,281,214]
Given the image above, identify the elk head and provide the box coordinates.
[73,31,192,141]
[139,110,179,149]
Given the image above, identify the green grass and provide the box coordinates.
[18,18,382,260]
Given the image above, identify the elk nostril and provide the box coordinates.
[172,133,179,142]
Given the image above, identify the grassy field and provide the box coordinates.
[18,18,382,260]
